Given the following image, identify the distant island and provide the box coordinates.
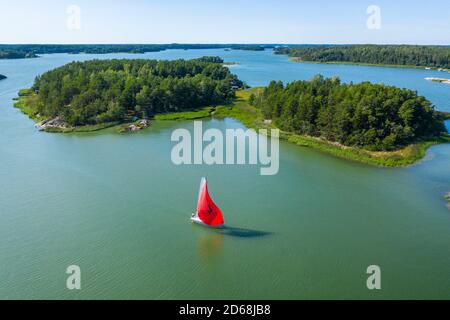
[15,56,243,132]
[231,46,266,51]
[275,45,450,70]
[0,50,37,59]
[0,44,274,59]
[425,77,450,84]
[0,74,6,80]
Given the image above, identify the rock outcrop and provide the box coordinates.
[35,117,69,131]
[120,119,150,133]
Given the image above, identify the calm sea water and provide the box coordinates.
[1,50,450,299]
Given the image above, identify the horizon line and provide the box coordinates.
[0,43,449,46]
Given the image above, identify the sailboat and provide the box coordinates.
[191,177,225,228]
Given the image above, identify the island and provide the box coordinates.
[0,50,37,59]
[231,46,266,51]
[275,45,450,70]
[0,74,6,80]
[15,56,243,132]
[0,44,272,59]
[425,77,450,84]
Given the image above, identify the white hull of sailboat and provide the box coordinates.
[191,215,224,229]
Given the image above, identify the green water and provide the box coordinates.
[1,50,450,299]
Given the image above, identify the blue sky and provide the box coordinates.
[1,0,449,44]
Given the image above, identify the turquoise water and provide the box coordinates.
[1,50,450,299]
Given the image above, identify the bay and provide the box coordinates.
[0,49,449,299]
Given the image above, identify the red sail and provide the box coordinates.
[197,178,224,227]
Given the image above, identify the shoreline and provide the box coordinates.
[287,57,450,72]
[14,91,147,134]
[13,88,450,167]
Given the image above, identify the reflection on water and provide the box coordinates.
[196,228,224,264]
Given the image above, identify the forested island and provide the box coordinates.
[0,44,274,59]
[231,46,266,51]
[16,57,242,132]
[0,50,38,59]
[275,45,450,70]
[0,74,6,80]
[251,76,445,151]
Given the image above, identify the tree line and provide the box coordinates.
[0,44,275,59]
[0,50,37,59]
[275,45,450,69]
[251,75,445,151]
[31,57,243,126]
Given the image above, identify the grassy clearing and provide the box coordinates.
[285,133,450,167]
[14,91,44,121]
[154,107,214,121]
[214,88,267,130]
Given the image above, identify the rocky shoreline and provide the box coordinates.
[425,77,450,84]
[119,119,150,133]
[35,117,150,133]
[35,117,69,131]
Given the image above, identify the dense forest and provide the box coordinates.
[275,45,450,69]
[252,75,445,151]
[0,50,37,59]
[232,46,266,51]
[0,74,6,80]
[0,44,275,59]
[29,57,243,126]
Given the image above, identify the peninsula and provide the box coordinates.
[275,45,450,70]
